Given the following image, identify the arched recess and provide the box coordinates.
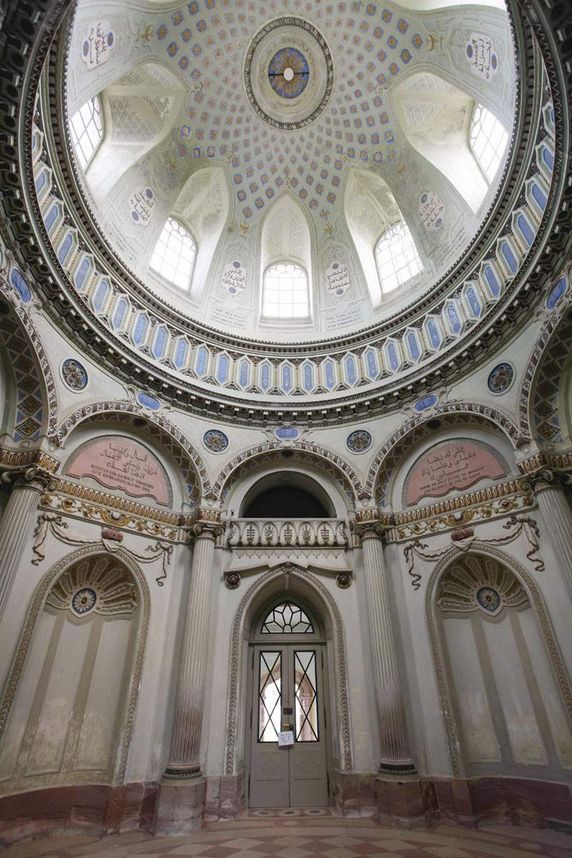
[211,441,365,507]
[0,545,150,792]
[84,61,186,198]
[259,193,314,322]
[55,401,210,506]
[0,289,58,443]
[365,402,524,505]
[392,72,489,212]
[161,165,229,301]
[425,545,572,778]
[344,168,422,306]
[223,562,352,778]
[240,472,335,518]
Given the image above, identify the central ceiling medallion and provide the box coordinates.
[244,17,334,130]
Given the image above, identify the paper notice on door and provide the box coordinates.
[278,730,294,747]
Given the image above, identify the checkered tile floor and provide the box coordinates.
[4,819,572,858]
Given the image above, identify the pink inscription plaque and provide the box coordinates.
[403,439,508,506]
[66,436,172,506]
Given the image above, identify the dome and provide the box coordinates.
[61,0,516,346]
[19,0,557,423]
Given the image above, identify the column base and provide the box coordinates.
[375,774,425,828]
[154,776,206,835]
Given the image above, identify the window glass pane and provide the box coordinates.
[295,650,319,742]
[262,262,310,319]
[469,104,509,184]
[70,96,104,170]
[258,651,282,742]
[261,602,314,634]
[374,221,423,294]
[150,217,197,290]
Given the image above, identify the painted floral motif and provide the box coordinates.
[268,47,310,99]
[203,429,229,452]
[346,429,372,453]
[487,362,514,394]
[72,587,97,615]
[61,358,88,391]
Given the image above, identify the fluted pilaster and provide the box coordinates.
[360,526,415,774]
[0,479,44,620]
[535,482,572,599]
[165,523,219,778]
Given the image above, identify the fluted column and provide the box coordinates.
[0,472,46,620]
[534,474,572,599]
[359,524,415,774]
[164,521,220,778]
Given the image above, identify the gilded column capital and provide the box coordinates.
[352,514,384,543]
[0,464,56,492]
[190,509,225,541]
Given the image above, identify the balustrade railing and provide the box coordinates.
[225,518,348,548]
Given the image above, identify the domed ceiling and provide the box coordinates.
[61,0,516,343]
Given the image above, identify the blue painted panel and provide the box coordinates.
[541,146,554,171]
[92,279,110,312]
[216,354,230,383]
[483,264,501,297]
[260,362,272,390]
[74,257,91,292]
[531,182,547,212]
[445,302,461,334]
[516,213,534,247]
[195,346,209,376]
[132,313,149,346]
[44,203,61,234]
[415,394,438,412]
[365,348,378,379]
[35,171,47,195]
[500,241,518,274]
[547,276,568,310]
[466,285,482,317]
[10,268,31,302]
[344,355,358,385]
[324,360,336,390]
[136,392,161,410]
[302,362,315,391]
[426,318,442,349]
[174,338,189,369]
[239,359,251,387]
[281,363,293,393]
[57,233,74,264]
[152,326,168,360]
[275,426,300,440]
[405,331,421,362]
[112,297,128,330]
[386,341,400,371]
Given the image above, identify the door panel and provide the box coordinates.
[249,644,328,807]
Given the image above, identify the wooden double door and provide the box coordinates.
[248,641,329,807]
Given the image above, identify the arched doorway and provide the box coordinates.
[247,597,331,808]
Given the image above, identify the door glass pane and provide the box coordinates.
[261,602,314,634]
[258,651,282,742]
[294,650,319,742]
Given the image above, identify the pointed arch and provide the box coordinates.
[224,561,352,775]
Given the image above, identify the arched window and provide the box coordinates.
[375,221,423,294]
[262,262,310,319]
[150,217,197,289]
[469,104,509,184]
[70,95,104,170]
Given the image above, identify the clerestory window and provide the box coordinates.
[150,217,197,289]
[262,262,310,319]
[70,95,104,170]
[374,221,423,294]
[469,104,509,184]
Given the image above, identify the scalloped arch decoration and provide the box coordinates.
[365,401,524,505]
[211,439,366,504]
[55,401,210,503]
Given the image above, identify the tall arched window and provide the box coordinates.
[70,95,104,170]
[262,262,310,319]
[150,217,197,289]
[374,221,423,294]
[469,104,509,184]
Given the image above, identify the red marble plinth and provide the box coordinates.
[204,773,245,820]
[375,775,425,827]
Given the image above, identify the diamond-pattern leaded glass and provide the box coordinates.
[294,650,319,741]
[261,602,314,634]
[258,651,282,742]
